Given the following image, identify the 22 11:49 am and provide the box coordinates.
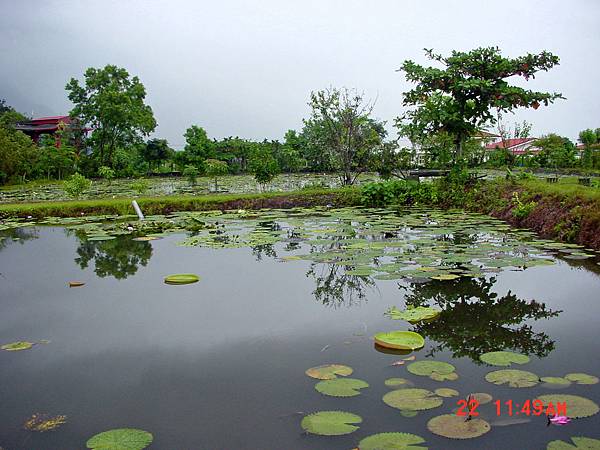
[457,399,567,416]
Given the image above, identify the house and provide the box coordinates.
[14,115,87,147]
[485,137,540,156]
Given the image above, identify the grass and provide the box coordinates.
[0,187,361,219]
[517,178,600,201]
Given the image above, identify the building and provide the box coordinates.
[14,115,87,147]
[485,137,540,156]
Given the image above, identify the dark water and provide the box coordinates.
[1,219,600,449]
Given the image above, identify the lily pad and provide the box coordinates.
[315,378,369,397]
[541,377,572,386]
[385,378,411,388]
[163,274,200,285]
[358,432,427,449]
[485,369,539,388]
[305,364,353,380]
[374,331,425,350]
[536,394,599,419]
[407,361,457,381]
[427,414,491,439]
[470,393,493,405]
[435,388,459,398]
[479,351,530,367]
[430,274,460,281]
[547,436,600,449]
[565,373,599,385]
[384,306,441,323]
[86,428,153,450]
[1,341,34,351]
[300,411,362,436]
[430,371,459,381]
[383,388,443,411]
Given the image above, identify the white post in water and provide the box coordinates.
[132,200,145,220]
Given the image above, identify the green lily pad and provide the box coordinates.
[300,411,362,436]
[485,369,539,388]
[547,436,600,449]
[384,306,441,323]
[435,388,459,398]
[163,274,200,285]
[564,373,599,385]
[385,378,411,388]
[374,331,425,350]
[430,274,460,281]
[407,361,456,382]
[86,428,153,450]
[358,432,427,449]
[536,394,599,419]
[541,377,572,386]
[427,414,491,439]
[400,410,419,418]
[315,378,369,397]
[383,388,443,411]
[479,351,530,367]
[470,393,493,405]
[1,341,34,351]
[305,364,353,380]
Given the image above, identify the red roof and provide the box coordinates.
[485,138,536,150]
[28,116,71,125]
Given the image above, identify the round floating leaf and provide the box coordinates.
[430,274,460,281]
[479,351,530,367]
[547,436,600,450]
[305,364,353,380]
[400,410,419,418]
[300,411,362,436]
[407,361,455,378]
[385,377,411,388]
[315,378,369,397]
[427,414,491,439]
[565,373,599,385]
[86,428,153,450]
[374,331,425,350]
[430,371,459,382]
[470,393,493,405]
[536,394,599,419]
[541,377,571,386]
[485,369,539,388]
[1,341,34,351]
[358,432,427,450]
[163,274,200,285]
[383,388,443,411]
[384,306,441,324]
[435,388,459,398]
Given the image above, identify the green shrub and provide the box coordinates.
[361,180,437,207]
[511,192,537,219]
[98,166,116,182]
[130,179,150,194]
[63,173,92,198]
[183,165,199,186]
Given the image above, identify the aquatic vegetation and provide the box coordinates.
[314,378,369,397]
[434,388,459,398]
[535,394,599,419]
[469,392,493,404]
[300,411,362,436]
[541,377,572,386]
[374,331,425,350]
[547,436,600,449]
[86,428,153,450]
[565,373,599,385]
[382,388,444,411]
[305,364,353,380]
[23,413,67,432]
[479,350,530,367]
[384,306,441,323]
[485,369,539,388]
[357,432,427,449]
[1,341,34,351]
[384,377,411,388]
[427,414,491,439]
[406,361,457,381]
[163,274,200,285]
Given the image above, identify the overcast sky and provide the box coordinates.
[1,0,598,149]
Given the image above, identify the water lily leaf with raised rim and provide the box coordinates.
[1,341,34,351]
[485,369,539,388]
[314,378,369,397]
[384,306,441,324]
[383,388,443,411]
[300,411,362,436]
[536,394,599,419]
[427,414,491,439]
[564,373,599,385]
[305,364,353,380]
[407,361,457,381]
[86,428,153,450]
[479,351,530,367]
[547,436,600,449]
[163,274,200,285]
[374,331,425,350]
[358,432,428,450]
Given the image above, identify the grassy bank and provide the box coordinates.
[0,187,361,219]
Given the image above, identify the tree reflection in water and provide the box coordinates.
[306,263,376,308]
[402,275,561,361]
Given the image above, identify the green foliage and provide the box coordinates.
[205,158,229,191]
[1,341,34,351]
[485,369,539,387]
[427,414,491,440]
[86,428,153,450]
[361,180,437,207]
[479,350,530,367]
[305,364,353,380]
[407,361,456,377]
[382,388,444,411]
[66,65,156,168]
[374,330,425,350]
[385,305,441,323]
[249,145,279,186]
[512,192,537,219]
[534,134,577,169]
[0,126,38,184]
[141,138,172,172]
[130,178,149,194]
[301,411,362,436]
[314,378,369,397]
[536,394,599,419]
[358,432,427,450]
[398,47,563,161]
[182,165,200,186]
[63,173,92,198]
[547,437,600,450]
[164,273,200,285]
[179,125,214,171]
[98,166,116,182]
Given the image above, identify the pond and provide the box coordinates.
[1,207,599,449]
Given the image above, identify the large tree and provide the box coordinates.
[141,138,172,172]
[397,47,563,161]
[177,125,214,172]
[307,88,386,185]
[66,65,156,168]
